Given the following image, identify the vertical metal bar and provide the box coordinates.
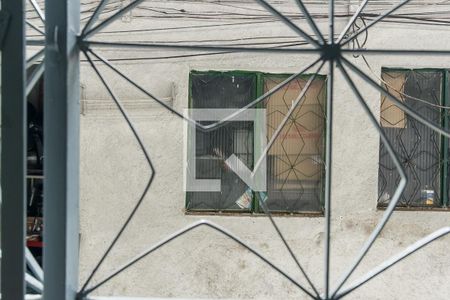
[324,1,335,298]
[1,0,27,299]
[43,0,80,299]
[329,0,335,45]
[324,60,333,300]
[254,72,264,213]
[442,70,449,207]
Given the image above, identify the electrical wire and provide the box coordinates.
[25,1,450,41]
[360,55,450,110]
[346,14,450,110]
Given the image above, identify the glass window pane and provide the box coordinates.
[378,70,443,207]
[263,75,326,213]
[187,72,256,211]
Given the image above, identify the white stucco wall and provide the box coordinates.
[78,1,450,299]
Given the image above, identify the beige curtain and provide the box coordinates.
[264,76,325,189]
[380,71,407,128]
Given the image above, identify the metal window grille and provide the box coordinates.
[2,1,450,300]
[186,72,326,213]
[263,75,326,213]
[187,72,257,211]
[378,69,444,208]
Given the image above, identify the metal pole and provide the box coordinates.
[1,0,27,299]
[324,59,333,300]
[443,71,449,207]
[324,1,335,298]
[43,0,80,299]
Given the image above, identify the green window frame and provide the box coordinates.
[378,67,450,209]
[186,70,327,215]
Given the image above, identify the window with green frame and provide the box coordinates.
[186,70,327,214]
[378,68,450,208]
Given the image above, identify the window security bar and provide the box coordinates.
[2,0,449,300]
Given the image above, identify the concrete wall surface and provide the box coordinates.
[77,1,450,299]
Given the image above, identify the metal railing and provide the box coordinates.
[2,0,449,299]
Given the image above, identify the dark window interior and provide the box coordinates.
[378,70,443,208]
[187,73,256,211]
[186,72,327,213]
[26,65,44,265]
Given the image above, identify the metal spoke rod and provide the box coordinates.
[83,40,318,54]
[25,247,44,282]
[26,20,45,35]
[254,62,326,299]
[81,0,109,36]
[87,48,321,133]
[25,273,43,293]
[255,0,321,48]
[294,0,325,44]
[81,48,322,296]
[323,59,333,300]
[341,0,411,47]
[336,0,369,44]
[26,48,44,68]
[79,50,156,293]
[0,294,43,300]
[80,220,317,300]
[343,48,450,56]
[61,2,450,300]
[84,0,320,50]
[26,62,44,95]
[331,59,408,298]
[259,197,321,298]
[83,0,147,38]
[334,227,450,299]
[29,0,45,23]
[26,39,45,46]
[254,61,325,176]
[342,56,450,138]
[323,0,335,296]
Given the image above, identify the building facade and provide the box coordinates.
[75,1,450,299]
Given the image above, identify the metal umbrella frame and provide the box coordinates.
[11,0,450,299]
